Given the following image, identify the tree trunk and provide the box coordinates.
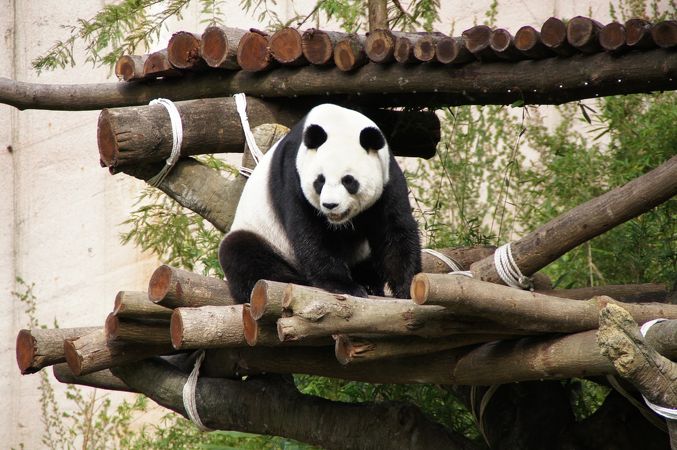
[470,155,677,284]
[52,364,132,392]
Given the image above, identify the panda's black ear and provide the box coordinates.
[304,124,327,149]
[359,127,385,151]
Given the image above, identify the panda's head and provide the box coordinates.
[296,104,390,225]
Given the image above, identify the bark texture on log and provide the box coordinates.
[143,49,182,78]
[105,314,171,345]
[412,274,677,334]
[53,364,132,392]
[113,291,172,320]
[539,283,669,303]
[3,48,677,111]
[148,264,235,308]
[16,327,100,374]
[170,305,246,349]
[112,359,479,450]
[470,156,677,284]
[64,328,174,375]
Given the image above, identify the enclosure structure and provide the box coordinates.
[7,12,677,450]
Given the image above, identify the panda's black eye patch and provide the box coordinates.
[341,175,360,194]
[359,127,385,151]
[304,124,328,149]
[313,174,325,195]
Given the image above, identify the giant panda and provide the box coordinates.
[219,103,421,303]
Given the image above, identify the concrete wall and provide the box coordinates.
[1,1,625,447]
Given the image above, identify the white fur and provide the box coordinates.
[296,104,390,225]
[229,140,297,264]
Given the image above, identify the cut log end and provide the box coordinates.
[410,274,430,305]
[170,311,184,349]
[394,37,414,63]
[567,16,603,53]
[541,17,576,56]
[16,329,37,374]
[365,29,395,63]
[270,27,304,64]
[334,334,352,365]
[63,340,83,376]
[105,313,119,342]
[168,32,202,69]
[334,41,358,71]
[599,22,626,52]
[115,55,146,82]
[143,50,181,77]
[250,280,268,321]
[148,264,173,304]
[242,304,258,346]
[652,20,677,49]
[413,36,436,62]
[201,26,230,67]
[490,29,512,52]
[302,29,333,65]
[515,26,538,51]
[97,110,118,167]
[462,25,492,54]
[625,18,654,48]
[237,32,271,72]
[113,291,125,315]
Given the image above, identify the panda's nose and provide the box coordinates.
[322,202,339,210]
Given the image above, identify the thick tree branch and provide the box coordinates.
[2,49,676,111]
[112,358,480,450]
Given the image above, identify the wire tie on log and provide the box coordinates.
[493,243,533,290]
[147,98,183,187]
[421,248,473,277]
[638,318,677,420]
[235,93,265,178]
[182,349,212,431]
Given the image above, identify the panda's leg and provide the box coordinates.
[219,230,307,303]
[350,258,385,297]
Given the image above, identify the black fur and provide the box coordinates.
[303,124,327,149]
[219,114,421,303]
[359,126,385,151]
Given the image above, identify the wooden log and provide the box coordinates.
[206,318,677,385]
[16,327,100,375]
[301,29,346,65]
[170,305,246,349]
[243,303,330,346]
[4,48,677,111]
[625,18,655,49]
[148,264,235,308]
[567,16,604,53]
[433,36,474,64]
[64,329,174,375]
[167,31,206,70]
[113,290,172,320]
[411,33,437,62]
[540,283,669,303]
[105,314,171,345]
[334,333,508,365]
[365,29,399,63]
[514,26,554,59]
[249,279,290,322]
[489,29,526,61]
[333,34,368,71]
[98,97,440,168]
[411,274,677,334]
[269,27,308,65]
[200,26,246,69]
[462,25,501,61]
[394,35,419,64]
[115,55,148,81]
[237,29,275,72]
[143,49,182,78]
[652,20,677,49]
[470,155,677,284]
[278,283,521,341]
[368,0,388,31]
[97,96,307,168]
[541,17,577,56]
[53,364,133,392]
[599,22,627,53]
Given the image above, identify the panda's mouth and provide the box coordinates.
[326,210,351,224]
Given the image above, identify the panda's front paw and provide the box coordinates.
[318,281,368,298]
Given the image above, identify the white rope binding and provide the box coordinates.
[182,350,211,431]
[147,98,183,187]
[421,248,473,277]
[638,318,677,420]
[493,243,533,290]
[234,93,264,178]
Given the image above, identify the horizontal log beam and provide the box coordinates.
[52,364,133,392]
[113,290,172,320]
[148,264,236,308]
[170,305,246,349]
[2,48,676,111]
[16,327,100,374]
